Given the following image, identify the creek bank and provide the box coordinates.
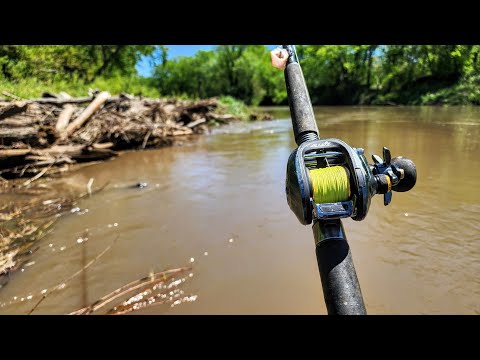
[0,92,272,180]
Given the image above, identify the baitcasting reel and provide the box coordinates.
[286,138,417,225]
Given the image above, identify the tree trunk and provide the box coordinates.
[366,46,374,89]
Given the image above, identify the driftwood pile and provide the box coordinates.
[0,91,240,179]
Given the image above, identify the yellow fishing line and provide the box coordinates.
[309,166,350,204]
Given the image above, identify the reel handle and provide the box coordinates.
[372,147,417,205]
[391,157,417,192]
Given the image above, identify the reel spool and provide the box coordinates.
[309,166,350,205]
[286,138,416,225]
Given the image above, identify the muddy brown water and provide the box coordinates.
[1,106,479,314]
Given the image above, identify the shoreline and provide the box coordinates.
[0,94,272,184]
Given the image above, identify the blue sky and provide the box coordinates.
[136,45,216,77]
[136,45,276,77]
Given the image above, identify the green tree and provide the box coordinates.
[2,45,479,105]
[0,45,156,83]
[154,45,285,105]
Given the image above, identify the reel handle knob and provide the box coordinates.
[391,157,417,192]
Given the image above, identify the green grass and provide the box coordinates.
[0,75,161,99]
[218,96,251,120]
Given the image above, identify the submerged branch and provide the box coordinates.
[69,266,191,315]
[28,235,119,315]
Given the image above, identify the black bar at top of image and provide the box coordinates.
[1,10,479,44]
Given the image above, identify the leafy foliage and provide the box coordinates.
[154,46,285,105]
[1,45,479,105]
[155,45,480,105]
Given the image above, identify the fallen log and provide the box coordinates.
[0,118,40,127]
[0,149,31,158]
[22,163,54,186]
[55,104,75,133]
[24,154,55,162]
[187,118,207,128]
[0,126,38,139]
[0,102,28,120]
[208,113,237,123]
[64,92,110,138]
[32,144,117,161]
[25,156,74,167]
[171,129,193,136]
[0,144,117,165]
[1,91,126,106]
[29,96,94,105]
[33,144,85,156]
[91,142,114,149]
[0,145,118,178]
[184,98,218,111]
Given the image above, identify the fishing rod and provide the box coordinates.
[281,45,417,315]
